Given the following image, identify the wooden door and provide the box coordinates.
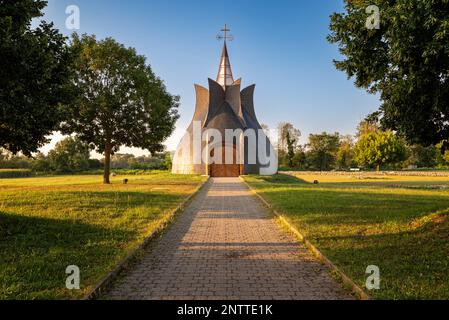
[209,143,240,177]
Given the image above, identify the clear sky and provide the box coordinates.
[39,0,380,157]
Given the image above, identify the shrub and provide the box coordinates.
[0,169,33,178]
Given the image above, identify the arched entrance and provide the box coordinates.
[209,142,242,177]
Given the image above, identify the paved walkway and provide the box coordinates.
[105,178,351,300]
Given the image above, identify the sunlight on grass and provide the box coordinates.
[244,173,449,299]
[0,172,206,299]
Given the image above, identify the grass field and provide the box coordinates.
[243,173,449,300]
[0,172,206,299]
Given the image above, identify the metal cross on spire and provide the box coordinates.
[216,23,234,43]
[216,24,235,87]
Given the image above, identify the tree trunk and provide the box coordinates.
[103,144,111,184]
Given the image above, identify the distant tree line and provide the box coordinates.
[109,152,172,171]
[274,120,449,171]
[0,137,173,174]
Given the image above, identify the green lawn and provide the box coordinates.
[0,172,206,299]
[243,173,449,300]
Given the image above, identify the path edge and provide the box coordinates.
[240,177,371,301]
[83,177,210,300]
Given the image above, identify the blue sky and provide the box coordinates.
[40,0,380,155]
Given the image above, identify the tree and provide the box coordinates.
[278,123,301,153]
[163,152,173,171]
[111,154,135,169]
[61,35,179,183]
[435,142,449,167]
[354,131,407,171]
[292,145,307,169]
[0,148,32,169]
[0,0,75,156]
[88,159,102,170]
[356,117,379,139]
[328,1,449,149]
[336,135,355,169]
[307,132,340,171]
[47,137,91,173]
[277,122,301,167]
[31,154,51,173]
[405,145,437,168]
[285,131,296,168]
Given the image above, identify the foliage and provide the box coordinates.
[31,159,51,173]
[355,131,407,170]
[0,169,33,179]
[306,132,340,171]
[336,135,356,169]
[88,159,102,170]
[111,154,136,169]
[110,153,171,170]
[291,145,307,169]
[0,149,32,169]
[109,169,168,176]
[47,137,91,173]
[1,144,171,174]
[285,130,296,168]
[434,141,449,167]
[61,34,179,183]
[163,152,173,171]
[356,118,379,138]
[405,145,438,168]
[128,154,166,170]
[277,122,301,168]
[329,0,449,148]
[0,0,75,155]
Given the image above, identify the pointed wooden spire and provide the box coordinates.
[216,24,234,87]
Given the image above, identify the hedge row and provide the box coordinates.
[282,170,449,177]
[0,169,34,178]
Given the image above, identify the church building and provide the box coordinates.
[172,26,277,177]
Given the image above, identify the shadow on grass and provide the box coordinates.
[315,214,449,299]
[257,181,449,225]
[316,181,449,189]
[248,175,449,299]
[0,189,187,300]
[248,173,309,185]
[283,172,449,189]
[0,211,136,300]
[2,189,187,211]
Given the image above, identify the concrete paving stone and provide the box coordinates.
[104,178,352,300]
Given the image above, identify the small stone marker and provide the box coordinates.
[313,180,319,184]
[123,179,129,184]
